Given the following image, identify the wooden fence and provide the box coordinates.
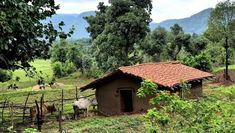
[0,87,95,132]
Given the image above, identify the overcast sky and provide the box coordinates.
[55,0,222,23]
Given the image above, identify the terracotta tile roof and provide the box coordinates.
[119,61,213,87]
[80,61,213,90]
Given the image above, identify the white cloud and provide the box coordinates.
[55,0,109,14]
[55,0,223,22]
[152,0,222,22]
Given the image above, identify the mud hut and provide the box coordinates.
[80,61,213,116]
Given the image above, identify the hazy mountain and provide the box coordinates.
[150,8,213,34]
[45,8,212,39]
[44,11,95,39]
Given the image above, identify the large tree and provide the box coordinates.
[0,0,71,70]
[142,26,167,62]
[85,0,152,71]
[184,34,208,56]
[205,0,235,80]
[167,24,191,60]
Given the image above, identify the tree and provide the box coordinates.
[85,0,152,71]
[205,0,235,80]
[142,27,167,61]
[184,34,208,56]
[167,24,191,60]
[0,0,72,70]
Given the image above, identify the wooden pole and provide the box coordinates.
[61,89,64,114]
[40,94,44,124]
[1,99,7,123]
[23,92,30,123]
[58,110,62,133]
[76,86,78,100]
[9,102,14,131]
[35,100,41,132]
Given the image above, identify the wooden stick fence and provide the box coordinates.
[1,99,7,123]
[23,92,30,123]
[0,86,95,126]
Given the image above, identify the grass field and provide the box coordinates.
[213,64,235,73]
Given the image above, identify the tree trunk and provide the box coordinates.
[225,36,229,80]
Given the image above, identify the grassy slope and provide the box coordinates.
[213,64,235,73]
[12,59,53,82]
[0,59,94,130]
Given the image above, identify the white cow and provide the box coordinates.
[73,96,97,119]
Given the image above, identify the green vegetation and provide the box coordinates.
[1,0,235,132]
[85,0,152,71]
[214,64,235,73]
[14,85,230,132]
[205,0,235,79]
[137,80,235,132]
[0,0,73,70]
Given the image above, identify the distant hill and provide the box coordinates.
[150,8,212,34]
[44,11,95,39]
[45,8,212,39]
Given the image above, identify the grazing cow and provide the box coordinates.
[73,97,98,119]
[91,98,98,110]
[30,103,57,126]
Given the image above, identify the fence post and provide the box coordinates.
[1,99,7,124]
[35,100,41,132]
[58,110,62,133]
[40,94,44,124]
[23,92,30,123]
[61,89,64,114]
[9,102,14,131]
[76,86,78,100]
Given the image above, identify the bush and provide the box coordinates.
[52,61,65,78]
[0,69,12,82]
[180,52,212,72]
[52,61,77,78]
[64,61,76,75]
[83,62,104,78]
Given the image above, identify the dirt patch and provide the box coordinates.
[32,82,65,91]
[209,70,235,87]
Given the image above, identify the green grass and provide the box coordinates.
[12,59,53,82]
[213,64,235,73]
[42,115,145,133]
[0,59,54,91]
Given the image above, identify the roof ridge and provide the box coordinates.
[119,61,179,69]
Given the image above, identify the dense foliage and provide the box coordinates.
[0,0,73,70]
[85,0,152,71]
[138,80,235,132]
[0,69,12,82]
[205,0,235,79]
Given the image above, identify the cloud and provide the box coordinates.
[55,0,109,14]
[55,0,222,22]
[152,0,222,22]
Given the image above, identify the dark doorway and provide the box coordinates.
[120,90,133,112]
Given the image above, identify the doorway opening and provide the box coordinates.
[120,89,133,112]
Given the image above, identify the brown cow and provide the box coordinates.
[30,103,57,126]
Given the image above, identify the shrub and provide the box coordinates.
[52,61,77,78]
[83,62,104,78]
[64,61,76,75]
[52,61,64,78]
[0,69,12,82]
[180,52,212,72]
